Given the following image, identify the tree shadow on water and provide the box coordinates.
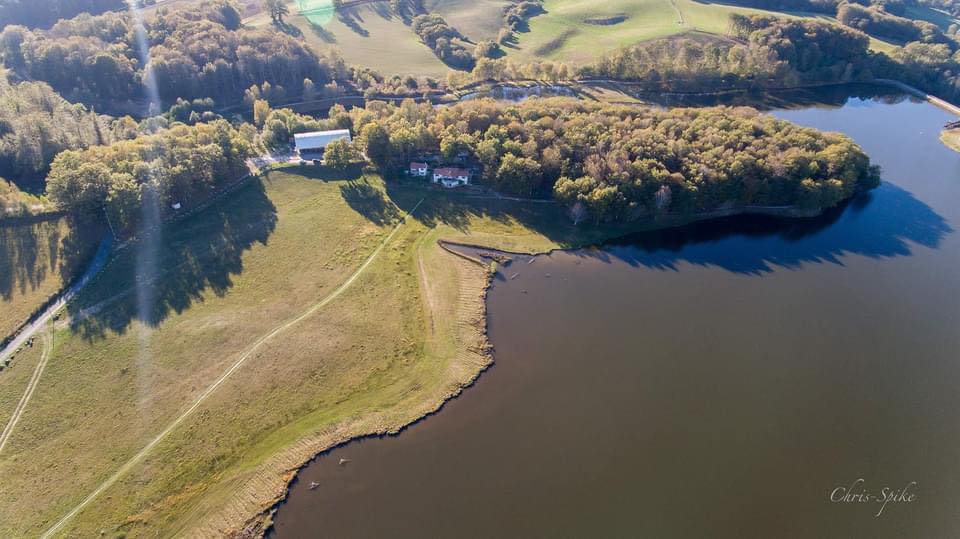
[67,180,278,340]
[381,180,950,277]
[638,83,917,112]
[588,182,952,275]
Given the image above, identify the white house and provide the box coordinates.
[294,129,352,157]
[409,162,429,177]
[432,167,470,188]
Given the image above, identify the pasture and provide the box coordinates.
[0,217,100,343]
[246,0,451,78]
[242,0,904,77]
[0,166,630,537]
[510,0,898,63]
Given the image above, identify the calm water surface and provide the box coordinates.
[271,89,960,538]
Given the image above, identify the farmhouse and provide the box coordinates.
[410,162,429,177]
[432,167,470,188]
[294,129,352,158]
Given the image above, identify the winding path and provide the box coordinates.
[0,236,112,366]
[40,198,424,539]
[0,237,112,458]
[0,326,53,455]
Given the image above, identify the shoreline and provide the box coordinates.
[190,231,497,538]
[245,201,837,538]
[940,129,960,153]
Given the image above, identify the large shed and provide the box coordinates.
[294,129,352,156]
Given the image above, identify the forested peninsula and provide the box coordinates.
[43,98,879,231]
[353,99,879,220]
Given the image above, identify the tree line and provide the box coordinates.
[336,97,879,223]
[411,13,475,70]
[837,3,949,45]
[0,0,123,30]
[461,14,960,110]
[499,0,544,45]
[0,78,136,182]
[0,1,343,108]
[38,93,878,228]
[45,120,253,232]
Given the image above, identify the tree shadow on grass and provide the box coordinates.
[384,181,577,239]
[0,214,102,303]
[338,7,370,37]
[281,163,367,182]
[382,180,950,277]
[67,179,278,340]
[275,20,303,38]
[308,21,337,43]
[369,1,395,21]
[340,180,401,226]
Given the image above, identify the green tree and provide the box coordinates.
[302,78,317,101]
[323,139,357,170]
[474,40,501,60]
[495,154,542,197]
[263,0,289,24]
[359,123,391,169]
[253,99,271,128]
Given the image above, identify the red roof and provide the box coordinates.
[410,162,428,169]
[434,167,469,178]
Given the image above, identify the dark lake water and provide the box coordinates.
[270,87,960,538]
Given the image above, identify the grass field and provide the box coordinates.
[509,0,898,63]
[0,336,46,427]
[429,0,510,42]
[246,1,451,78]
[0,217,101,344]
[238,0,906,78]
[904,4,960,31]
[0,166,639,537]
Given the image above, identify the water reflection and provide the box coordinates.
[269,87,960,539]
[595,183,951,275]
[636,83,918,112]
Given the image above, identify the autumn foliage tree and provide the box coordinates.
[46,120,252,231]
[343,97,879,223]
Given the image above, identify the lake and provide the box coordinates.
[270,86,960,538]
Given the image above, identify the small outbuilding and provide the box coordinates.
[432,167,470,188]
[294,129,352,158]
[410,162,429,177]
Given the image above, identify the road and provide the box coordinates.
[40,198,424,539]
[0,235,112,365]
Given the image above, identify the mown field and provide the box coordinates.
[511,0,899,63]
[245,0,452,78]
[0,216,100,343]
[0,166,638,537]
[242,0,904,79]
